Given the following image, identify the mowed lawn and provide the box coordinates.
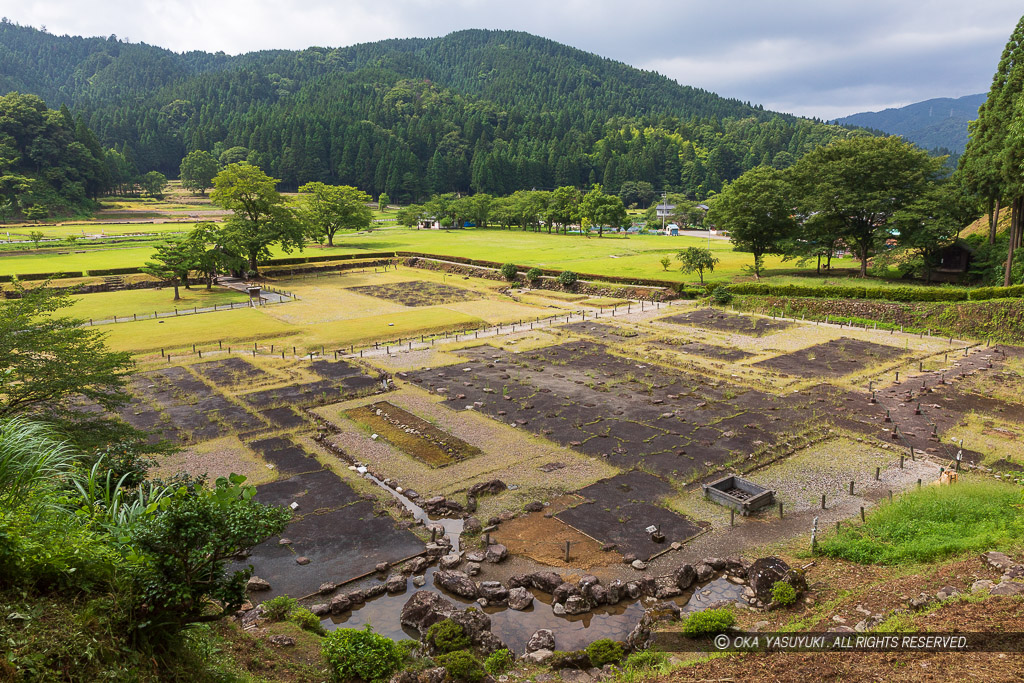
[98,307,300,353]
[1,225,859,282]
[67,287,249,321]
[100,298,488,354]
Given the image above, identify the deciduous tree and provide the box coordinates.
[297,182,373,246]
[179,150,219,195]
[0,284,133,420]
[789,136,942,277]
[676,246,719,284]
[210,163,302,274]
[707,165,796,277]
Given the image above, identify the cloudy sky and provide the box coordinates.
[2,1,1020,119]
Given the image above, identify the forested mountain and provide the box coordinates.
[0,20,854,200]
[833,93,986,156]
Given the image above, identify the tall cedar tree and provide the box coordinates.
[960,15,1024,285]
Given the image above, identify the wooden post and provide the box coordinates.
[849,480,854,495]
[778,502,783,519]
[730,509,735,526]
[900,455,905,469]
[860,506,865,523]
[564,540,571,562]
[875,466,880,480]
[820,494,826,510]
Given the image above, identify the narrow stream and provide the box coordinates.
[324,472,743,653]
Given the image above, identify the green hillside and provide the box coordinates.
[0,22,853,200]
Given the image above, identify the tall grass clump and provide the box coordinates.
[817,478,1024,565]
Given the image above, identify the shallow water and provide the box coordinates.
[328,472,744,653]
[323,566,744,653]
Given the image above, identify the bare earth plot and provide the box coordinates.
[753,337,908,377]
[556,471,709,561]
[403,340,825,480]
[661,308,795,336]
[347,280,483,307]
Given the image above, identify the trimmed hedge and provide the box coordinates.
[269,252,395,266]
[968,283,1024,300]
[86,266,142,276]
[727,282,972,302]
[14,271,76,281]
[395,251,683,289]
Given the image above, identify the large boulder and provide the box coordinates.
[654,575,682,599]
[673,564,697,591]
[695,563,715,582]
[526,629,555,653]
[605,579,624,604]
[463,517,483,534]
[589,584,609,605]
[405,556,431,574]
[434,570,479,599]
[246,576,271,592]
[553,582,581,604]
[439,553,462,570]
[526,571,564,594]
[400,591,459,631]
[508,587,534,611]
[386,574,407,593]
[982,551,1017,572]
[330,594,352,615]
[748,556,799,603]
[478,581,510,603]
[564,595,591,615]
[484,544,509,564]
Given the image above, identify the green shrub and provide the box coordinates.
[322,625,403,683]
[288,606,326,635]
[683,608,735,636]
[436,649,485,683]
[526,267,543,284]
[817,478,1024,564]
[483,648,514,675]
[621,649,667,672]
[711,286,733,305]
[585,639,624,667]
[558,270,578,288]
[426,618,471,654]
[500,263,518,281]
[771,581,797,606]
[260,595,297,621]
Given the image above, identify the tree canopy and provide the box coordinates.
[179,149,219,194]
[707,165,797,277]
[0,283,134,426]
[210,163,303,273]
[298,181,373,246]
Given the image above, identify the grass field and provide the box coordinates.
[67,287,249,321]
[2,222,198,239]
[0,224,861,282]
[99,307,300,352]
[817,478,1024,564]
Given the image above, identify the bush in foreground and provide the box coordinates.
[771,581,797,606]
[483,648,514,675]
[322,625,402,683]
[683,608,735,636]
[586,638,624,666]
[816,478,1024,564]
[425,618,470,654]
[435,649,485,683]
[526,267,543,284]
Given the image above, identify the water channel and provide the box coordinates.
[320,471,743,653]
